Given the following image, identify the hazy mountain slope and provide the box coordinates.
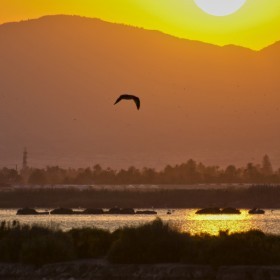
[0,15,279,168]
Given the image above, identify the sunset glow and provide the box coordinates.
[1,1,280,268]
[182,210,255,236]
[0,0,280,50]
[194,0,247,16]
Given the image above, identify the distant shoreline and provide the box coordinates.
[0,185,279,208]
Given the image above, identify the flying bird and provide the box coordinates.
[114,94,140,110]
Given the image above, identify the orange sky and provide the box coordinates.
[0,14,279,168]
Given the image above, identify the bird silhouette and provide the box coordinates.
[114,94,140,110]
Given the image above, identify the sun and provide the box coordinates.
[194,0,247,16]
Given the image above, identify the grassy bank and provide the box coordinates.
[1,219,280,266]
[0,185,280,208]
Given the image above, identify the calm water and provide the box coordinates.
[0,209,279,235]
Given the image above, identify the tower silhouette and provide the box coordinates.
[21,148,29,184]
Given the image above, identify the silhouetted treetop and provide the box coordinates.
[0,155,278,185]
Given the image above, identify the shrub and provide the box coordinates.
[108,218,186,263]
[69,227,112,259]
[187,230,280,266]
[20,232,75,265]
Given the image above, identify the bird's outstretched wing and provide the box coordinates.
[133,96,140,110]
[114,95,124,105]
[114,94,141,110]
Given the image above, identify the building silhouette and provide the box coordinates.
[22,147,28,171]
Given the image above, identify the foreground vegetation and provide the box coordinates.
[1,219,280,266]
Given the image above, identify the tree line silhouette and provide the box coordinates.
[0,155,279,185]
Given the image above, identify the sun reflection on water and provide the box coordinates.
[1,208,280,235]
[180,209,255,236]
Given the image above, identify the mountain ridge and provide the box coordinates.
[1,15,278,52]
